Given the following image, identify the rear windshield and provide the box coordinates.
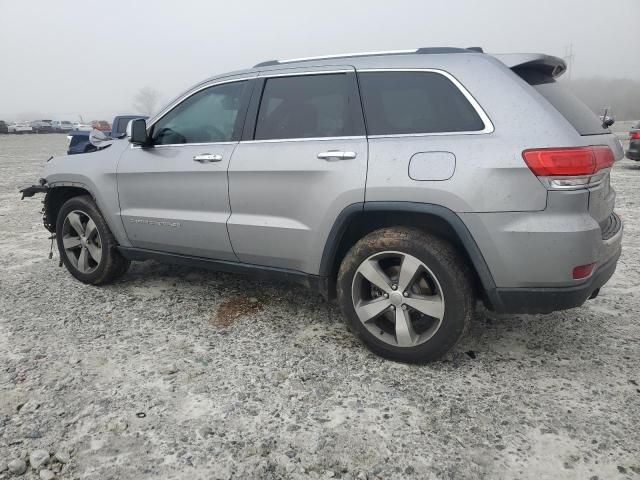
[114,118,134,134]
[515,68,607,136]
[70,136,85,147]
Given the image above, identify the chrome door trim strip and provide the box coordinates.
[367,132,487,139]
[130,141,238,150]
[357,68,494,135]
[239,135,366,145]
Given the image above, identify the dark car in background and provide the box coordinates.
[67,115,147,154]
[626,121,640,161]
[31,120,54,133]
[0,121,8,134]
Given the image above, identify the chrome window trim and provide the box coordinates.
[357,68,495,136]
[367,131,488,139]
[146,76,256,132]
[240,135,366,145]
[130,140,238,150]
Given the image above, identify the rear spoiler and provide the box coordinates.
[492,53,567,79]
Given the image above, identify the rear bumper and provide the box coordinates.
[491,245,621,314]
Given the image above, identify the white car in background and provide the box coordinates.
[52,120,73,133]
[72,122,93,131]
[7,122,33,134]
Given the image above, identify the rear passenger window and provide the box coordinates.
[358,71,485,135]
[254,73,363,140]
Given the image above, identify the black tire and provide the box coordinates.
[337,227,474,363]
[56,195,130,285]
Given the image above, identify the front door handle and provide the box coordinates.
[193,153,223,163]
[317,150,357,161]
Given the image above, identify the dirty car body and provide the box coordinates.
[21,47,624,362]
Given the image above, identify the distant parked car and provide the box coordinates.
[31,120,54,133]
[67,115,147,154]
[72,122,93,132]
[51,120,73,133]
[8,122,33,134]
[0,121,8,134]
[67,132,97,155]
[627,121,640,161]
[91,120,111,131]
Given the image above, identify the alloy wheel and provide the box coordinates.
[61,210,102,274]
[351,251,445,347]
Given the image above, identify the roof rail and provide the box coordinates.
[253,47,483,68]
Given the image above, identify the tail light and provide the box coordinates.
[630,131,640,140]
[522,146,614,189]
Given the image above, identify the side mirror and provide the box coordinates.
[603,116,615,128]
[127,118,149,145]
[89,128,114,148]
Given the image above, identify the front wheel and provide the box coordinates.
[56,195,130,284]
[337,227,474,363]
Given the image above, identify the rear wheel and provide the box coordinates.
[337,227,474,363]
[56,196,130,284]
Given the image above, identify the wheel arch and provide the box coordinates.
[320,202,501,310]
[43,185,95,232]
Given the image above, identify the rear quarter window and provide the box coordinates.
[357,71,486,135]
[514,68,608,136]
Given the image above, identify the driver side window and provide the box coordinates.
[151,81,247,145]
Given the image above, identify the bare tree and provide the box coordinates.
[133,87,162,116]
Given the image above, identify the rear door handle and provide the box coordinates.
[193,153,223,163]
[317,150,357,161]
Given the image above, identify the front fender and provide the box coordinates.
[42,142,132,247]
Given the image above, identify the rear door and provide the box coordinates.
[227,66,367,273]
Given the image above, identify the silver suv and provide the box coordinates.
[21,47,623,363]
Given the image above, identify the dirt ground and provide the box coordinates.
[0,133,638,480]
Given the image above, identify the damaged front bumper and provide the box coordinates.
[19,179,48,199]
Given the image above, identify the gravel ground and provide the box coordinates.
[0,134,639,480]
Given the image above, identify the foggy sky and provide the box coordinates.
[1,0,638,121]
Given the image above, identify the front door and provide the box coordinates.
[227,68,367,273]
[117,78,251,260]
